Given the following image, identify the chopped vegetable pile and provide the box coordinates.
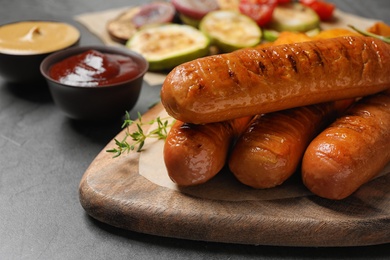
[107,0,337,70]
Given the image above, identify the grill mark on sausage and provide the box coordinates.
[228,69,240,86]
[234,49,264,82]
[370,39,385,70]
[360,41,370,85]
[338,36,368,86]
[239,48,268,76]
[258,61,267,74]
[338,40,351,61]
[313,49,324,67]
[287,54,298,73]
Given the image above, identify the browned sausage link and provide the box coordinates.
[302,91,390,200]
[161,36,390,124]
[228,99,354,189]
[163,117,251,186]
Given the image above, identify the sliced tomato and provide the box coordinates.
[239,0,277,27]
[277,0,291,3]
[300,0,335,21]
[309,1,335,20]
[299,0,315,3]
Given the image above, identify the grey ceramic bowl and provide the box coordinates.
[0,20,80,83]
[40,45,149,121]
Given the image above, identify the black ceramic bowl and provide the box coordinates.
[0,20,80,83]
[40,45,149,121]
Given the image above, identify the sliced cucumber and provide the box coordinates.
[179,13,201,28]
[199,10,262,53]
[305,27,321,37]
[263,27,321,42]
[268,3,320,32]
[262,29,280,42]
[126,24,210,71]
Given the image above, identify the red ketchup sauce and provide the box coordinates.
[49,50,140,86]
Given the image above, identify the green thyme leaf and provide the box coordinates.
[106,112,174,157]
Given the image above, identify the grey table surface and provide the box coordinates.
[1,0,390,259]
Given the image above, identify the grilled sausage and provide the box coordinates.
[302,91,390,200]
[163,117,251,186]
[161,36,390,124]
[228,99,354,189]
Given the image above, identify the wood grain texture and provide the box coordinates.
[79,103,390,247]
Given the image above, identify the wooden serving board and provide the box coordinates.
[79,103,390,247]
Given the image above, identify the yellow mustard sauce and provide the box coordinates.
[0,21,80,55]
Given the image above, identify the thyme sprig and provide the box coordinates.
[348,25,390,44]
[106,111,173,157]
